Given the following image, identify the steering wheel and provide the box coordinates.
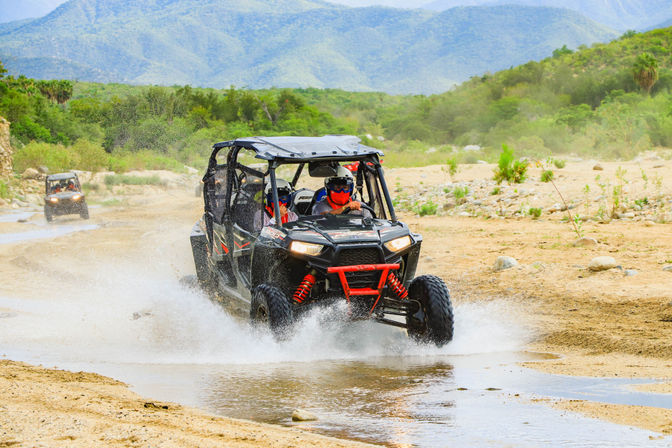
[342,202,377,219]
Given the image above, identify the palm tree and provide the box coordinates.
[633,52,659,95]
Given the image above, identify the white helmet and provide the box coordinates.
[265,179,293,205]
[325,166,354,191]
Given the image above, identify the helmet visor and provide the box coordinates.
[326,177,353,194]
[268,186,293,206]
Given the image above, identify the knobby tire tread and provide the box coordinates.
[251,284,293,340]
[408,274,454,346]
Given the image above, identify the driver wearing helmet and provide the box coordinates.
[312,166,372,218]
[257,179,298,227]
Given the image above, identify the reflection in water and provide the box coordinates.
[203,360,455,444]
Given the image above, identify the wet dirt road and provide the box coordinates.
[0,191,671,447]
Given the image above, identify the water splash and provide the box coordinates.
[0,256,532,365]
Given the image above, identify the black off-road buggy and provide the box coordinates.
[44,172,89,222]
[190,136,454,346]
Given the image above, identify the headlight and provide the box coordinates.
[71,194,82,201]
[289,241,323,256]
[384,235,412,252]
[49,197,59,203]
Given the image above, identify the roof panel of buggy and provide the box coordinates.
[213,135,383,162]
[46,172,77,181]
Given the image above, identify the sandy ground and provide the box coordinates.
[0,360,374,447]
[1,156,672,443]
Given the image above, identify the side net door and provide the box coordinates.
[230,157,265,289]
[203,160,230,260]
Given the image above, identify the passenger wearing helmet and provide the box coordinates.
[312,166,372,218]
[256,179,298,227]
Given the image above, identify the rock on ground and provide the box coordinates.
[588,256,618,272]
[494,256,518,271]
[292,409,318,421]
[574,237,598,247]
[21,168,41,180]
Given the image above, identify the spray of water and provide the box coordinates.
[0,252,532,366]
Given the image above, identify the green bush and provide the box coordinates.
[528,207,542,218]
[13,141,77,173]
[71,139,109,172]
[446,156,458,177]
[0,180,10,199]
[82,182,100,192]
[107,150,185,173]
[541,170,554,182]
[415,200,438,216]
[453,186,469,200]
[493,144,528,184]
[552,158,566,169]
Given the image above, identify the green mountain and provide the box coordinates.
[0,0,618,94]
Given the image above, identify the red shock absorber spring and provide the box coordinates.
[292,273,316,304]
[387,272,408,300]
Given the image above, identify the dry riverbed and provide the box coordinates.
[2,156,672,443]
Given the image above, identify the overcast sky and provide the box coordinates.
[0,0,68,23]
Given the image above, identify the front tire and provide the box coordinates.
[250,284,293,340]
[80,202,89,219]
[44,206,53,223]
[406,275,454,347]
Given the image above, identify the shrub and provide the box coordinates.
[82,182,100,192]
[71,139,109,172]
[490,186,501,195]
[528,207,542,218]
[13,141,78,173]
[107,150,185,173]
[493,144,528,184]
[415,200,438,216]
[541,170,554,182]
[552,158,566,169]
[0,180,10,199]
[453,186,469,200]
[446,156,458,178]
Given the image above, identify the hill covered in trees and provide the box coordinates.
[0,0,616,94]
[380,26,672,161]
[1,26,671,179]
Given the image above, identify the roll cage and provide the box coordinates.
[202,136,397,233]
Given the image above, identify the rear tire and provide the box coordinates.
[80,202,89,219]
[250,284,293,341]
[406,275,454,347]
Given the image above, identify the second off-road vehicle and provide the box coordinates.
[44,172,89,222]
[190,135,454,346]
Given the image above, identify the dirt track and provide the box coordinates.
[1,159,672,442]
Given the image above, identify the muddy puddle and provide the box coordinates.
[1,269,670,447]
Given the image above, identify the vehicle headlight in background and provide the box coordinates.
[48,197,59,203]
[71,194,82,201]
[289,241,323,256]
[384,235,412,252]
